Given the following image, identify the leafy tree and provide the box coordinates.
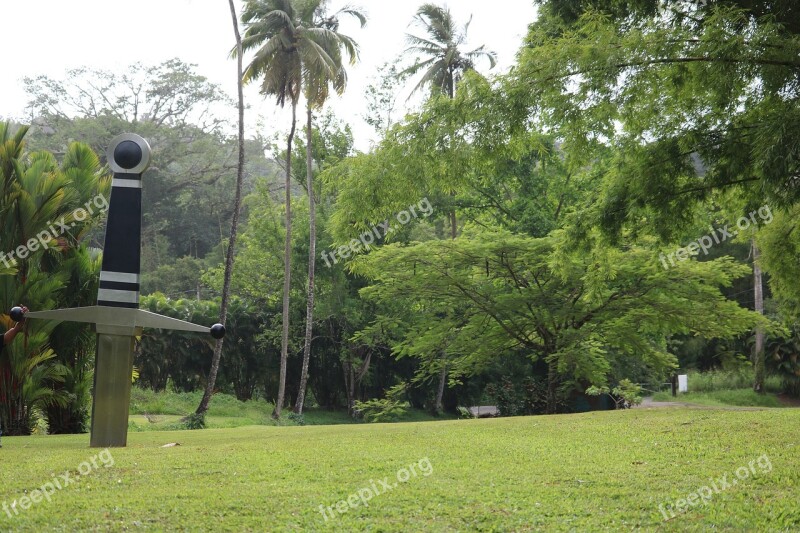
[326,73,583,413]
[352,228,763,413]
[24,59,231,128]
[23,60,255,263]
[363,61,407,135]
[516,1,800,391]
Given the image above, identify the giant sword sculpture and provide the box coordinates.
[11,134,225,447]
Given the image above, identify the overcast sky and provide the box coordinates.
[1,0,537,150]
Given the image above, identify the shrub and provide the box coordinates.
[586,379,643,409]
[287,412,306,426]
[183,413,205,430]
[354,384,409,423]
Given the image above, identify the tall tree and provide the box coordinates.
[240,0,351,418]
[403,2,497,239]
[194,0,248,418]
[403,3,497,101]
[515,2,800,244]
[295,4,365,416]
[401,3,496,411]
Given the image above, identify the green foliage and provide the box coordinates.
[0,122,107,435]
[286,412,306,426]
[24,60,266,266]
[401,3,497,98]
[240,0,364,108]
[183,412,206,430]
[456,406,474,419]
[586,379,643,409]
[516,1,800,320]
[485,376,557,416]
[353,227,761,412]
[485,377,525,416]
[354,383,410,423]
[680,369,782,394]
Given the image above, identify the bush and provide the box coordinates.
[354,384,409,423]
[683,369,782,394]
[183,413,205,430]
[486,377,551,416]
[586,379,643,409]
[457,406,475,419]
[287,412,306,426]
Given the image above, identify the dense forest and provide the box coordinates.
[2,0,800,434]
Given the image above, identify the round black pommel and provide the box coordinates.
[114,141,143,170]
[210,323,226,339]
[10,306,25,322]
[107,133,151,174]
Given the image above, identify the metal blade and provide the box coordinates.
[24,306,208,333]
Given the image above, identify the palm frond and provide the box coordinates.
[466,46,498,69]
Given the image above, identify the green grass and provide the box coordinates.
[2,408,799,531]
[652,389,786,408]
[677,369,783,394]
[127,387,454,431]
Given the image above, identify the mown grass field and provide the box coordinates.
[126,388,454,431]
[2,407,799,531]
[652,389,786,408]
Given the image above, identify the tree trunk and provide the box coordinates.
[446,76,458,241]
[273,100,297,419]
[752,240,765,394]
[195,0,246,416]
[546,355,559,414]
[294,105,316,415]
[449,201,457,239]
[434,362,447,414]
[343,355,355,416]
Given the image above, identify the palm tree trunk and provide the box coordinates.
[753,240,765,393]
[273,100,298,419]
[294,105,316,415]
[196,0,246,417]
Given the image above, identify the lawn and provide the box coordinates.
[127,388,454,430]
[2,408,799,531]
[651,389,786,408]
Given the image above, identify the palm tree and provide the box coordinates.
[403,3,497,100]
[294,5,365,416]
[193,0,248,419]
[402,3,496,414]
[239,0,359,418]
[0,123,106,435]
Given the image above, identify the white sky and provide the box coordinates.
[1,0,537,150]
